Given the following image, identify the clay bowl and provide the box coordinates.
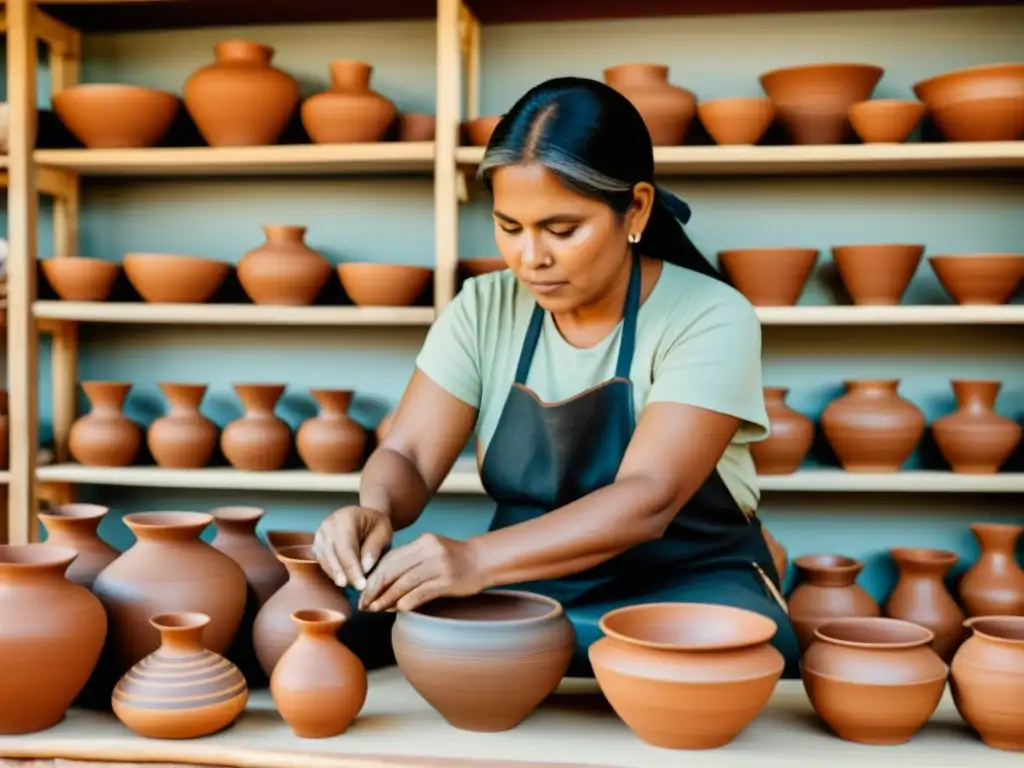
[392,590,575,732]
[123,253,231,303]
[398,113,436,142]
[462,115,503,147]
[337,263,433,306]
[928,253,1024,305]
[697,97,775,145]
[759,63,884,145]
[41,256,121,301]
[913,63,1024,142]
[831,244,925,305]
[52,84,179,149]
[717,247,820,306]
[848,99,926,143]
[459,257,506,278]
[589,602,784,750]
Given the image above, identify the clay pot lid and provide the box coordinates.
[123,253,231,303]
[696,97,775,146]
[848,99,926,143]
[813,617,935,650]
[52,83,179,149]
[0,543,79,568]
[38,502,109,521]
[599,602,778,651]
[964,616,1024,645]
[403,589,564,625]
[337,262,433,307]
[41,256,121,302]
[462,115,503,147]
[460,257,506,277]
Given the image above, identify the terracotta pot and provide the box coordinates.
[696,97,775,146]
[297,389,367,473]
[932,380,1022,474]
[0,544,107,734]
[717,248,819,306]
[253,544,353,678]
[265,530,314,553]
[762,528,789,584]
[831,244,925,305]
[302,60,397,144]
[459,257,506,278]
[238,225,332,306]
[848,99,926,143]
[590,602,783,749]
[271,609,367,738]
[883,548,965,662]
[221,383,292,471]
[38,503,119,589]
[52,84,178,149]
[123,253,231,303]
[913,63,1024,142]
[210,506,287,607]
[337,263,433,306]
[41,257,120,302]
[148,382,218,469]
[821,380,925,472]
[183,39,299,146]
[603,63,696,146]
[399,112,435,141]
[112,612,248,739]
[392,590,575,732]
[788,554,881,652]
[802,617,947,745]
[750,387,814,475]
[462,115,502,146]
[928,253,1024,305]
[68,381,143,467]
[950,616,1024,751]
[959,522,1024,617]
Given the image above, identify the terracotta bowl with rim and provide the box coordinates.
[697,97,775,145]
[928,253,1024,305]
[913,63,1024,141]
[123,253,231,303]
[41,256,121,302]
[337,263,433,306]
[718,247,820,306]
[459,257,506,278]
[52,83,179,149]
[399,113,436,142]
[831,243,925,305]
[462,115,503,147]
[848,99,926,143]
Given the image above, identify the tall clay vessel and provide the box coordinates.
[148,382,219,469]
[883,548,965,662]
[297,389,367,473]
[787,554,881,652]
[237,225,332,306]
[221,384,292,471]
[603,64,696,146]
[301,60,398,144]
[959,522,1024,616]
[821,380,925,472]
[750,387,814,475]
[38,503,119,589]
[932,380,1022,474]
[68,381,143,467]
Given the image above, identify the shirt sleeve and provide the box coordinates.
[414,281,482,408]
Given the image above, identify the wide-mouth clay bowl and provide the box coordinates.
[461,115,503,147]
[392,589,575,732]
[697,97,775,145]
[459,257,506,278]
[123,253,231,303]
[41,256,121,301]
[913,63,1024,141]
[831,243,926,305]
[52,84,179,149]
[928,252,1024,305]
[589,602,784,750]
[718,247,820,306]
[848,99,926,143]
[337,263,432,306]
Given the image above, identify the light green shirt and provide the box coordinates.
[415,262,769,513]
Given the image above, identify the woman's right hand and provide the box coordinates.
[313,505,394,591]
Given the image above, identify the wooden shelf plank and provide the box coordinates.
[758,470,1024,493]
[0,471,10,485]
[755,305,1024,325]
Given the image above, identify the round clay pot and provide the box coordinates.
[338,263,433,306]
[696,97,775,145]
[220,383,292,471]
[210,506,287,607]
[265,530,314,553]
[52,84,178,149]
[237,225,332,306]
[112,612,248,739]
[147,382,218,469]
[802,617,947,745]
[392,590,575,732]
[589,602,784,749]
[603,63,696,146]
[123,253,230,303]
[787,554,881,652]
[183,39,300,146]
[0,544,107,734]
[932,380,1022,474]
[717,247,819,306]
[462,115,502,146]
[459,257,506,278]
[271,609,367,738]
[68,381,143,467]
[831,244,925,305]
[750,387,814,475]
[950,616,1024,751]
[821,380,926,472]
[301,60,397,144]
[913,63,1024,142]
[848,99,926,143]
[41,257,120,302]
[399,112,435,141]
[883,548,965,663]
[928,253,1024,305]
[296,389,367,473]
[959,522,1024,617]
[38,503,119,589]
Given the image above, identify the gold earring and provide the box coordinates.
[627,233,640,244]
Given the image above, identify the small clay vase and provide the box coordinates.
[959,523,1024,617]
[112,612,248,739]
[831,244,925,305]
[883,548,965,663]
[301,60,398,144]
[750,387,814,475]
[68,381,143,467]
[932,380,1023,474]
[821,380,926,472]
[296,389,367,473]
[147,382,219,469]
[220,384,292,471]
[801,617,947,745]
[270,609,367,738]
[210,506,287,606]
[603,64,696,146]
[237,225,333,306]
[717,248,819,306]
[38,503,119,589]
[787,554,881,652]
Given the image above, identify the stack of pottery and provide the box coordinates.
[821,380,925,472]
[787,554,881,652]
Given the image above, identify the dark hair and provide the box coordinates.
[477,76,725,283]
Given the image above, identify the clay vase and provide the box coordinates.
[831,244,925,305]
[762,528,789,585]
[801,617,947,745]
[589,602,784,749]
[112,612,248,739]
[392,590,575,732]
[253,544,354,678]
[237,225,332,306]
[603,64,696,146]
[271,609,367,738]
[38,503,119,589]
[750,387,814,475]
[220,384,292,471]
[68,381,143,467]
[821,380,926,472]
[147,382,219,469]
[0,544,107,734]
[932,380,1023,474]
[883,548,965,663]
[950,616,1024,751]
[210,506,287,606]
[183,39,300,147]
[301,60,398,144]
[296,389,367,473]
[787,554,881,652]
[959,522,1024,617]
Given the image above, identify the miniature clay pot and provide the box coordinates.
[220,384,292,471]
[589,602,784,749]
[717,248,819,306]
[52,84,178,149]
[338,263,433,306]
[603,63,696,146]
[883,548,965,663]
[958,522,1024,617]
[750,387,814,475]
[210,506,287,607]
[802,617,947,745]
[296,389,367,473]
[41,257,121,302]
[932,380,1022,474]
[928,253,1024,305]
[787,554,881,652]
[821,380,926,472]
[393,590,575,732]
[68,381,143,467]
[147,382,219,469]
[462,115,502,146]
[696,97,775,145]
[237,225,333,306]
[302,60,397,144]
[913,63,1024,142]
[831,244,925,305]
[38,503,119,589]
[399,113,436,141]
[848,99,926,143]
[123,253,231,303]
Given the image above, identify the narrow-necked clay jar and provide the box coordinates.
[221,384,292,471]
[147,382,219,469]
[237,225,332,306]
[603,64,696,146]
[296,389,367,473]
[802,617,947,745]
[883,548,965,662]
[717,248,819,306]
[959,522,1024,617]
[787,554,881,652]
[271,609,367,738]
[831,244,925,305]
[821,380,926,472]
[932,380,1022,474]
[750,387,814,475]
[38,503,119,589]
[68,381,143,467]
[210,506,287,606]
[301,60,397,144]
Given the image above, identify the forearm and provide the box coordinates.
[358,447,432,531]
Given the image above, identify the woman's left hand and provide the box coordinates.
[358,533,488,613]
